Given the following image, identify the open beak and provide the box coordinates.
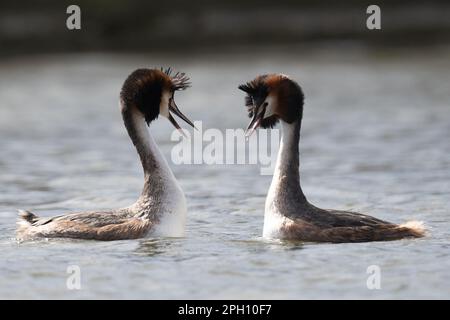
[168,98,196,137]
[245,103,266,137]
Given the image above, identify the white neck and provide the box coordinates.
[131,111,175,179]
[266,119,307,212]
[273,120,299,182]
[121,104,184,205]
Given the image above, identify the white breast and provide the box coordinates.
[263,202,293,239]
[150,183,187,237]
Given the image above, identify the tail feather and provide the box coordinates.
[398,220,426,238]
[17,210,39,224]
[16,210,41,240]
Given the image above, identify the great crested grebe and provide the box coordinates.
[17,68,195,241]
[239,74,426,243]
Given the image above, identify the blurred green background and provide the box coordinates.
[1,0,450,56]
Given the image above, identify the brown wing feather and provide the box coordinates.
[280,205,425,243]
[313,209,392,228]
[18,210,152,241]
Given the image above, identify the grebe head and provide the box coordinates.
[120,68,194,133]
[238,74,304,136]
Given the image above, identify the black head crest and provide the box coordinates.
[121,68,166,125]
[238,74,304,129]
[162,67,191,91]
[238,75,275,128]
[120,68,193,127]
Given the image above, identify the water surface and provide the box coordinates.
[0,49,449,299]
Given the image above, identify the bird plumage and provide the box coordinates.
[17,68,194,241]
[240,73,426,243]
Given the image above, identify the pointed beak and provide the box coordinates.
[168,98,196,137]
[245,103,267,137]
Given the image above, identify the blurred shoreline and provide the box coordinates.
[1,1,450,58]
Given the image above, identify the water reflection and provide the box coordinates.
[230,238,305,253]
[134,238,177,257]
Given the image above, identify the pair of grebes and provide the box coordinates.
[17,68,425,243]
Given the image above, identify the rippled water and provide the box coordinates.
[0,49,449,299]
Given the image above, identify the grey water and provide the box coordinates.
[0,48,449,299]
